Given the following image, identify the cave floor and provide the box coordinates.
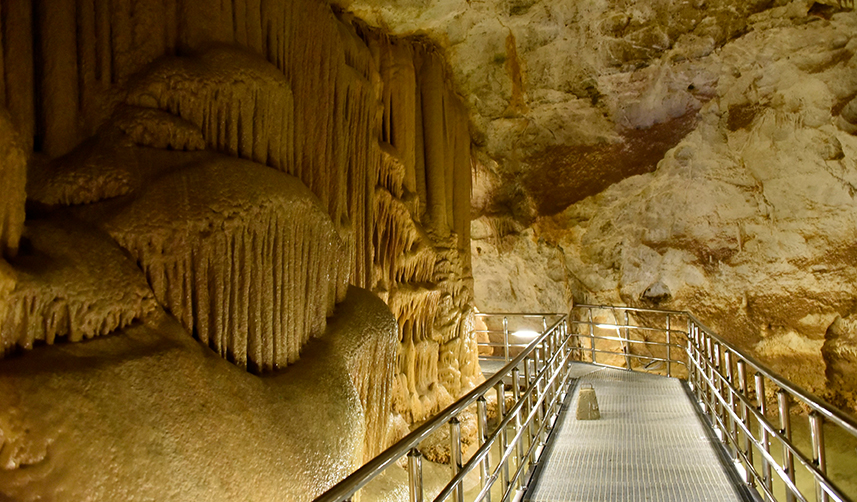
[525,364,754,502]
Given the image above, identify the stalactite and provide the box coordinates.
[104,157,349,372]
[0,0,34,152]
[0,111,26,259]
[0,219,158,357]
[126,45,295,175]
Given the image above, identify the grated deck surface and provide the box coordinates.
[526,364,750,502]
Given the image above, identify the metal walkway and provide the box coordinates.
[527,364,750,502]
[316,307,857,502]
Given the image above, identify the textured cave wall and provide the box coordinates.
[371,38,478,422]
[340,0,857,414]
[0,0,478,497]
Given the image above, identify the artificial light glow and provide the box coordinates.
[514,330,540,340]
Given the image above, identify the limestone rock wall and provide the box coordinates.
[340,0,857,413]
[541,5,857,410]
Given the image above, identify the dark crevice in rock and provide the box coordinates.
[522,111,700,215]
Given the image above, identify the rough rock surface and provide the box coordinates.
[519,7,857,410]
[0,286,397,501]
[9,0,480,428]
[341,0,808,216]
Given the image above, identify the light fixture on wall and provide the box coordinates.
[513,330,539,340]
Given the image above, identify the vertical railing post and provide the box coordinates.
[725,350,737,458]
[525,358,535,450]
[756,373,772,492]
[706,336,715,420]
[666,313,672,377]
[810,412,828,502]
[623,310,632,369]
[512,366,523,487]
[692,324,701,398]
[408,448,423,502]
[713,343,726,442]
[450,417,463,502]
[737,360,753,485]
[496,381,509,490]
[503,316,510,363]
[477,397,491,502]
[687,320,696,393]
[588,307,596,364]
[778,390,796,502]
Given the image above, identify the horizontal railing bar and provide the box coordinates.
[476,342,529,349]
[685,313,857,436]
[475,313,564,317]
[576,348,687,367]
[687,348,851,502]
[569,333,686,350]
[477,342,532,348]
[315,316,568,502]
[574,304,687,315]
[570,321,688,336]
[474,331,550,335]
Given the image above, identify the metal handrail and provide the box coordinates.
[572,304,857,502]
[315,314,574,502]
[316,304,857,502]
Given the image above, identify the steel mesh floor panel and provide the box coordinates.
[527,365,748,502]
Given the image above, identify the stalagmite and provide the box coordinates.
[104,157,349,372]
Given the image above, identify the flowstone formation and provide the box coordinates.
[372,39,481,422]
[0,0,479,499]
[104,158,350,372]
[0,287,397,501]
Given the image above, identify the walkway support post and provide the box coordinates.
[408,448,423,502]
[477,397,491,502]
[450,417,463,502]
[778,389,795,502]
[810,411,828,502]
[755,373,773,492]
